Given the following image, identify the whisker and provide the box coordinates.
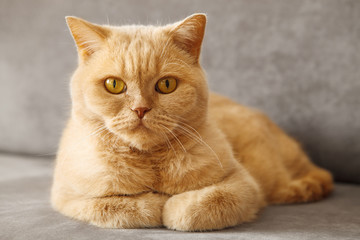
[174,120,202,139]
[157,114,202,139]
[161,125,187,153]
[176,126,223,170]
[90,125,108,137]
[153,115,222,169]
[158,126,180,161]
[166,120,224,170]
[157,130,171,150]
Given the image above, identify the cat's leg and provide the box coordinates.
[162,166,265,231]
[53,192,169,228]
[268,144,334,204]
[233,113,333,204]
[270,165,333,204]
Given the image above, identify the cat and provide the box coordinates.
[51,14,333,231]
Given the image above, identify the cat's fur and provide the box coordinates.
[51,14,333,231]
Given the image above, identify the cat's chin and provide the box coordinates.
[117,126,166,151]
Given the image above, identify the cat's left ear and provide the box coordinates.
[66,16,109,61]
[170,14,207,62]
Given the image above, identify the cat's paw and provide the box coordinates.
[162,189,246,231]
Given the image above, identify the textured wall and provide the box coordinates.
[0,0,359,183]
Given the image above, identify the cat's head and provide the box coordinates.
[67,14,208,151]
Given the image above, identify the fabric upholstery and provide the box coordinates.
[1,0,359,183]
[1,1,359,238]
[1,154,359,240]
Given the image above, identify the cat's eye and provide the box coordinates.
[155,77,177,94]
[104,78,126,94]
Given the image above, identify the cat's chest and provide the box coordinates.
[102,149,223,195]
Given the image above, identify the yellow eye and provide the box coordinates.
[104,78,126,94]
[155,77,177,94]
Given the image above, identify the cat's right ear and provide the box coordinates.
[65,16,109,61]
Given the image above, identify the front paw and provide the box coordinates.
[162,189,245,231]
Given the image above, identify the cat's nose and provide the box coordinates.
[132,107,151,119]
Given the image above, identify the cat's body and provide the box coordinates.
[51,14,333,231]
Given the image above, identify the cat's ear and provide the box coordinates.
[170,14,207,62]
[66,16,109,60]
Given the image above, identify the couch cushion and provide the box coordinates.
[0,0,359,183]
[0,154,359,239]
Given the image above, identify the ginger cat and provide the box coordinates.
[51,14,333,231]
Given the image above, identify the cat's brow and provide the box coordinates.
[116,37,159,83]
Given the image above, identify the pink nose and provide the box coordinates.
[132,107,151,119]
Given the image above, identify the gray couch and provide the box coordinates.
[1,0,359,239]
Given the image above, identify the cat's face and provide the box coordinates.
[67,15,208,150]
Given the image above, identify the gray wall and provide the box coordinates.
[0,0,359,183]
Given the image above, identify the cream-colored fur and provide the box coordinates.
[51,14,333,231]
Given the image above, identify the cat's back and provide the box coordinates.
[209,92,288,192]
[208,92,271,147]
[208,92,297,167]
[209,92,255,120]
